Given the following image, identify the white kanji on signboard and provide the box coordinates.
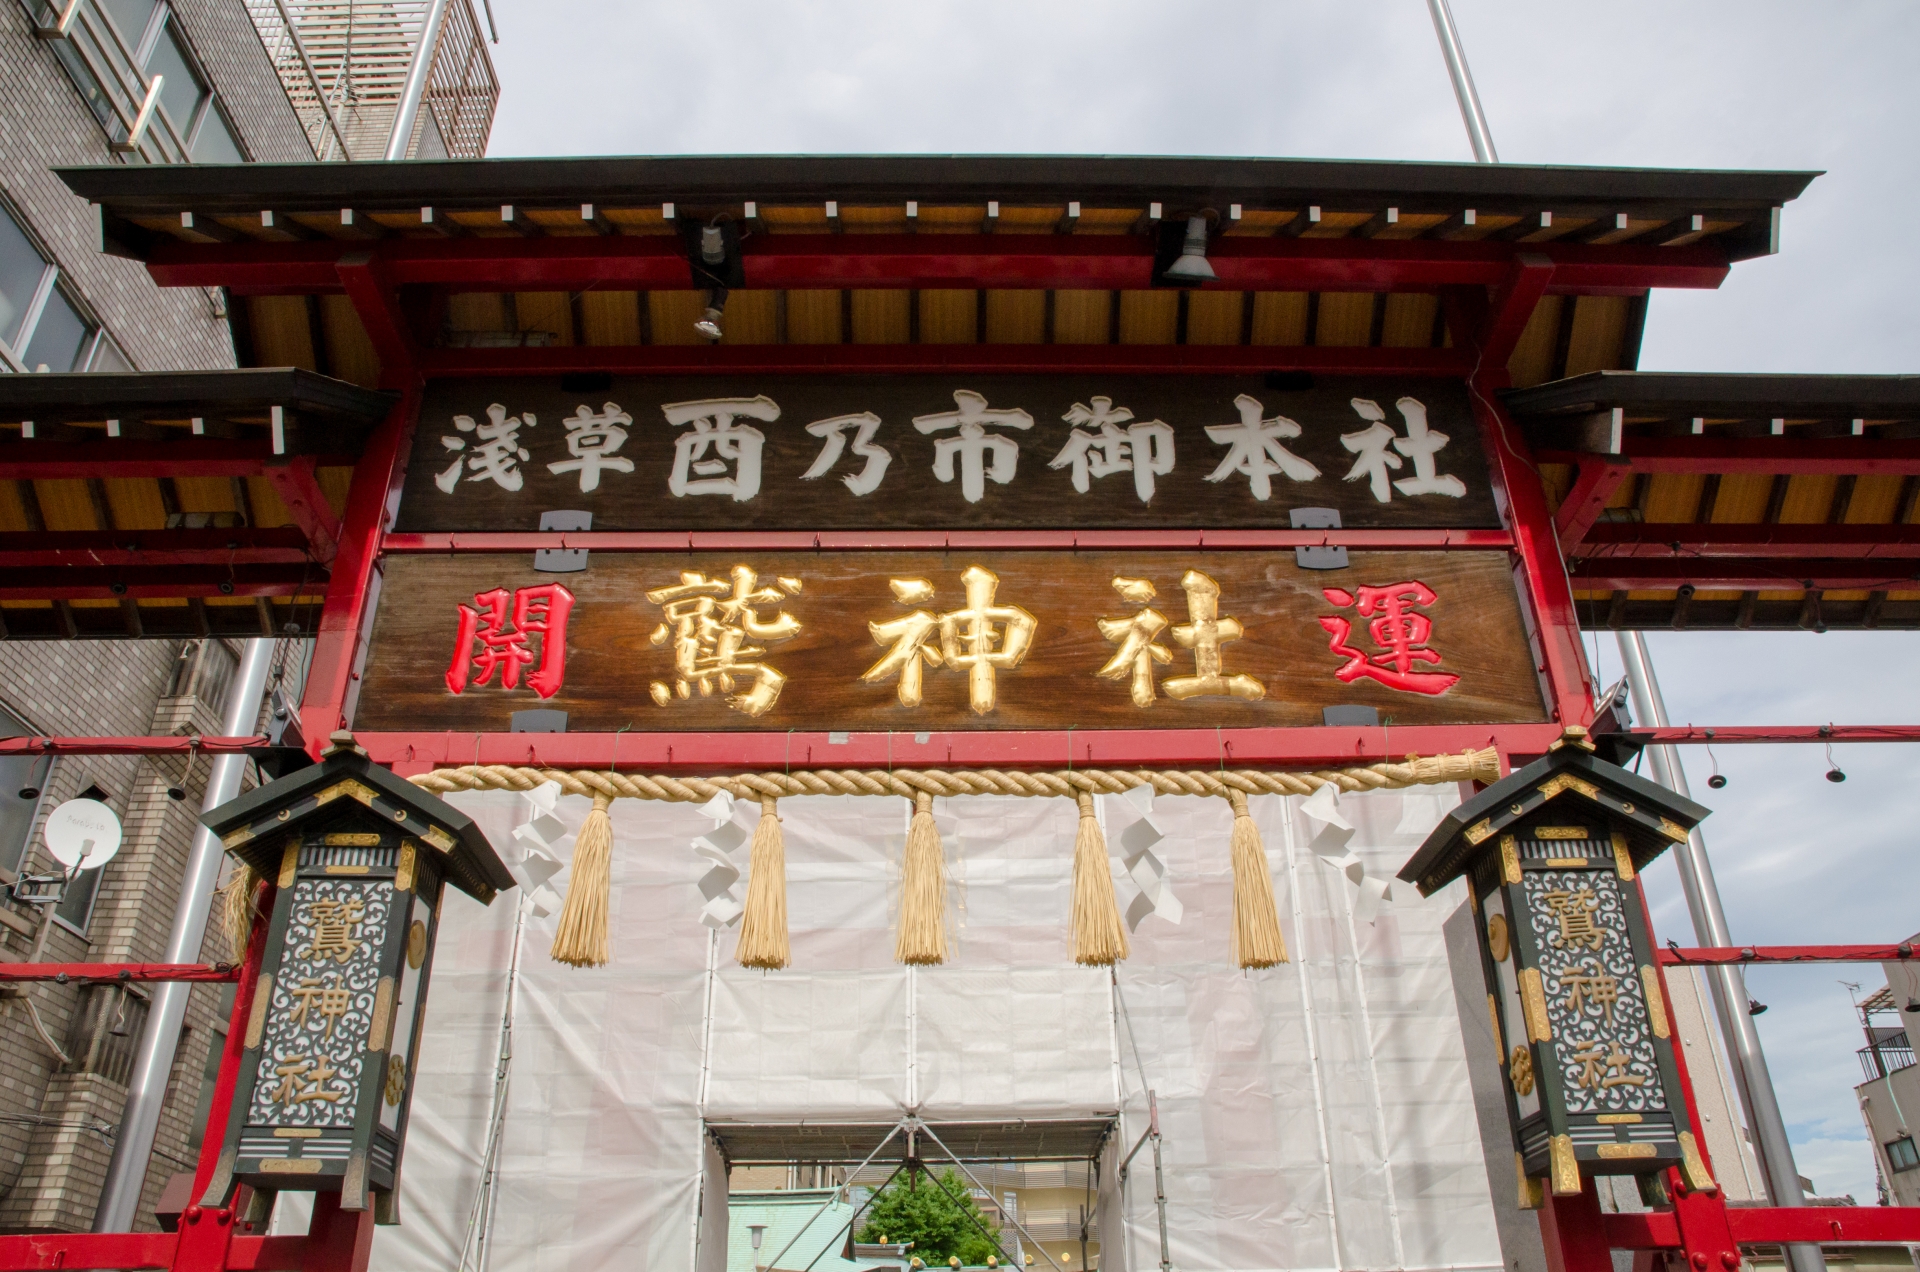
[800,412,892,496]
[1339,397,1465,502]
[547,402,635,493]
[1048,397,1175,504]
[1203,394,1320,501]
[435,404,535,493]
[912,390,1033,503]
[663,396,780,503]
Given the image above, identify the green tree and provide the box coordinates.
[856,1169,1002,1266]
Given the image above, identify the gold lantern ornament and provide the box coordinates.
[1397,731,1717,1205]
[197,734,513,1219]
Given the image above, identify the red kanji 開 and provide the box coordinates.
[1318,582,1460,696]
[444,583,575,699]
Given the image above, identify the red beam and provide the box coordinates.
[1575,522,1920,559]
[1568,558,1919,590]
[0,441,354,480]
[336,251,417,381]
[1603,1207,1920,1250]
[361,721,1559,776]
[1729,1206,1920,1245]
[417,342,1475,379]
[0,528,315,568]
[1639,725,1920,744]
[1479,254,1557,371]
[1553,458,1631,551]
[1599,1210,1680,1250]
[144,233,1734,296]
[227,1236,310,1270]
[1658,944,1913,966]
[0,735,266,756]
[0,1232,177,1270]
[0,962,241,982]
[0,564,324,600]
[1541,439,1920,477]
[261,457,342,564]
[379,528,1516,554]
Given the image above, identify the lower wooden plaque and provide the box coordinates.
[353,549,1546,733]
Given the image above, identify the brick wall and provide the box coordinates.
[0,0,238,373]
[0,0,321,1231]
[0,640,277,1233]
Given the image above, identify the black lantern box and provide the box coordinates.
[1397,733,1715,1203]
[199,738,512,1215]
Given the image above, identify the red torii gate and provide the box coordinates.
[0,152,1914,1272]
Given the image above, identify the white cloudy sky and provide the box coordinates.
[482,0,1920,1203]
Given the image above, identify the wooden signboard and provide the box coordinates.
[396,375,1500,532]
[352,550,1545,734]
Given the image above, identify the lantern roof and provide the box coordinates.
[1397,734,1710,897]
[201,740,514,903]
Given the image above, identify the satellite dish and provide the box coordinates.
[43,798,121,871]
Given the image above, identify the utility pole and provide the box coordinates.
[94,639,277,1232]
[1425,0,1500,163]
[1617,633,1825,1272]
[1421,7,1824,1269]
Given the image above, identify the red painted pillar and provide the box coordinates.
[301,1192,377,1272]
[1450,262,1597,732]
[1538,1182,1614,1272]
[299,384,420,754]
[190,884,274,1200]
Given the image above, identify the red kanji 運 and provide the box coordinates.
[445,583,575,699]
[1318,582,1460,696]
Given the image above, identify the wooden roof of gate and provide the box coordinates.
[10,153,1893,638]
[1508,372,1920,631]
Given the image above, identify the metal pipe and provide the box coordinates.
[382,0,451,161]
[1425,0,1500,164]
[92,638,276,1233]
[1615,632,1826,1272]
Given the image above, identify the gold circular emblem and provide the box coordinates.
[1620,802,1635,815]
[407,920,427,969]
[384,1054,407,1106]
[1510,1046,1534,1096]
[1487,913,1510,962]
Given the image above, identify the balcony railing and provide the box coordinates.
[1859,1031,1916,1082]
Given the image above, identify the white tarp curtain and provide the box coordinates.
[349,784,1503,1272]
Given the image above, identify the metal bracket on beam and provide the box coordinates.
[534,510,591,572]
[1290,506,1347,569]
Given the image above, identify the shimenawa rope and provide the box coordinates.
[415,748,1495,971]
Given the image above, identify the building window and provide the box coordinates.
[1887,1137,1919,1173]
[0,704,49,880]
[30,0,251,164]
[0,200,126,373]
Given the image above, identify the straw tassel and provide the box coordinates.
[551,792,614,968]
[735,795,790,970]
[1070,791,1129,967]
[1227,789,1288,969]
[896,791,947,965]
[216,861,258,962]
